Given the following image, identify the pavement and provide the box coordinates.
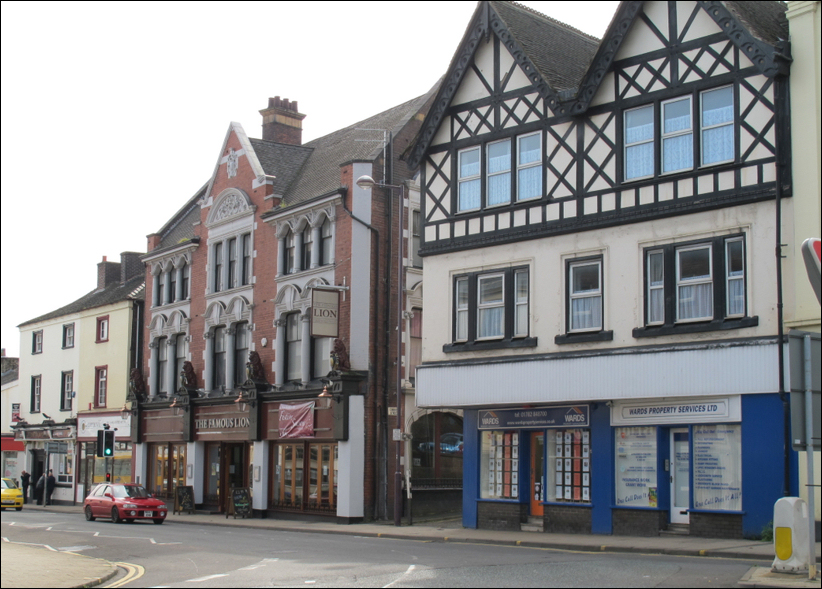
[2,503,820,588]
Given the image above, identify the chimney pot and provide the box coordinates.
[260,95,306,145]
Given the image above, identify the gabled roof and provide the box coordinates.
[151,183,206,253]
[279,91,436,207]
[249,139,312,198]
[408,0,790,169]
[18,273,145,328]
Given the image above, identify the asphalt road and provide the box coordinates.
[2,510,768,588]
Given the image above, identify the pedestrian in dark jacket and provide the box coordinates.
[46,470,56,505]
[20,470,30,504]
[35,474,45,505]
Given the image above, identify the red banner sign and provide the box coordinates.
[279,401,315,439]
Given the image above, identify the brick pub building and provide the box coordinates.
[132,90,434,522]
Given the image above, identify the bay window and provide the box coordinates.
[517,132,541,201]
[458,147,481,212]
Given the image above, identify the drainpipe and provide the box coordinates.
[339,186,383,520]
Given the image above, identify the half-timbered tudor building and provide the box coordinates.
[135,91,435,522]
[408,1,797,538]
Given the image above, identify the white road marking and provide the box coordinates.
[238,558,279,570]
[187,574,229,582]
[383,564,416,588]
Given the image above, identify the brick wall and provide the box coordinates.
[477,501,527,531]
[543,504,592,534]
[612,509,668,536]
[689,512,743,539]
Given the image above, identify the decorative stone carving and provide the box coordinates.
[129,368,147,402]
[180,361,199,394]
[330,339,351,373]
[246,351,267,384]
[214,193,247,222]
[227,148,239,178]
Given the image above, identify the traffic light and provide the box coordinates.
[103,430,115,457]
[96,429,115,457]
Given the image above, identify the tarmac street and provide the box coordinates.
[1,504,819,588]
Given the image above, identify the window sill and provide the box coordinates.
[443,337,537,353]
[555,330,613,345]
[632,316,758,338]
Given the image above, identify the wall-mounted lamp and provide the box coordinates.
[605,400,614,407]
[261,337,268,348]
[170,398,188,416]
[318,385,341,407]
[120,402,134,421]
[235,390,255,412]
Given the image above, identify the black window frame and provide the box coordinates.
[445,266,536,353]
[633,233,758,338]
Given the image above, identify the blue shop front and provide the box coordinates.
[458,394,796,539]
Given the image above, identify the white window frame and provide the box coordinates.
[97,317,109,342]
[32,375,41,412]
[516,132,542,201]
[33,331,43,354]
[95,367,108,407]
[569,260,603,333]
[700,85,735,167]
[646,250,665,326]
[725,237,745,318]
[63,323,75,348]
[61,371,73,411]
[514,269,529,337]
[676,244,713,322]
[486,139,511,207]
[458,146,481,212]
[624,104,655,181]
[661,96,693,174]
[455,277,469,342]
[476,273,505,340]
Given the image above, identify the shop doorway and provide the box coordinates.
[670,428,690,525]
[204,442,248,512]
[530,432,544,516]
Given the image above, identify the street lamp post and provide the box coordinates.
[356,173,405,527]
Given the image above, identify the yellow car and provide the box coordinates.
[1,478,24,511]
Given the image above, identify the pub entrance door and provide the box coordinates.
[204,442,248,512]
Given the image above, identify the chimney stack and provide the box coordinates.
[120,252,144,284]
[260,96,306,145]
[97,256,121,290]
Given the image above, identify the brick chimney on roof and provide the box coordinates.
[97,256,121,290]
[260,96,306,145]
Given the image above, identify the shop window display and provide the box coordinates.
[614,427,658,507]
[693,424,741,511]
[547,428,590,503]
[480,430,518,499]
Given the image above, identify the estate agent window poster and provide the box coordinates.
[547,428,590,503]
[693,424,742,511]
[615,427,658,508]
[480,430,519,500]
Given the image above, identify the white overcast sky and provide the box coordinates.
[0,1,619,357]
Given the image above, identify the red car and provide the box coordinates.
[84,483,168,524]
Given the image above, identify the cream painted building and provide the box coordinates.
[14,253,144,504]
[786,0,821,532]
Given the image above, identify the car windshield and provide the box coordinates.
[1,479,16,489]
[112,485,150,499]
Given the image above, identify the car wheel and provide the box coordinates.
[85,506,95,521]
[153,518,164,525]
[111,507,121,524]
